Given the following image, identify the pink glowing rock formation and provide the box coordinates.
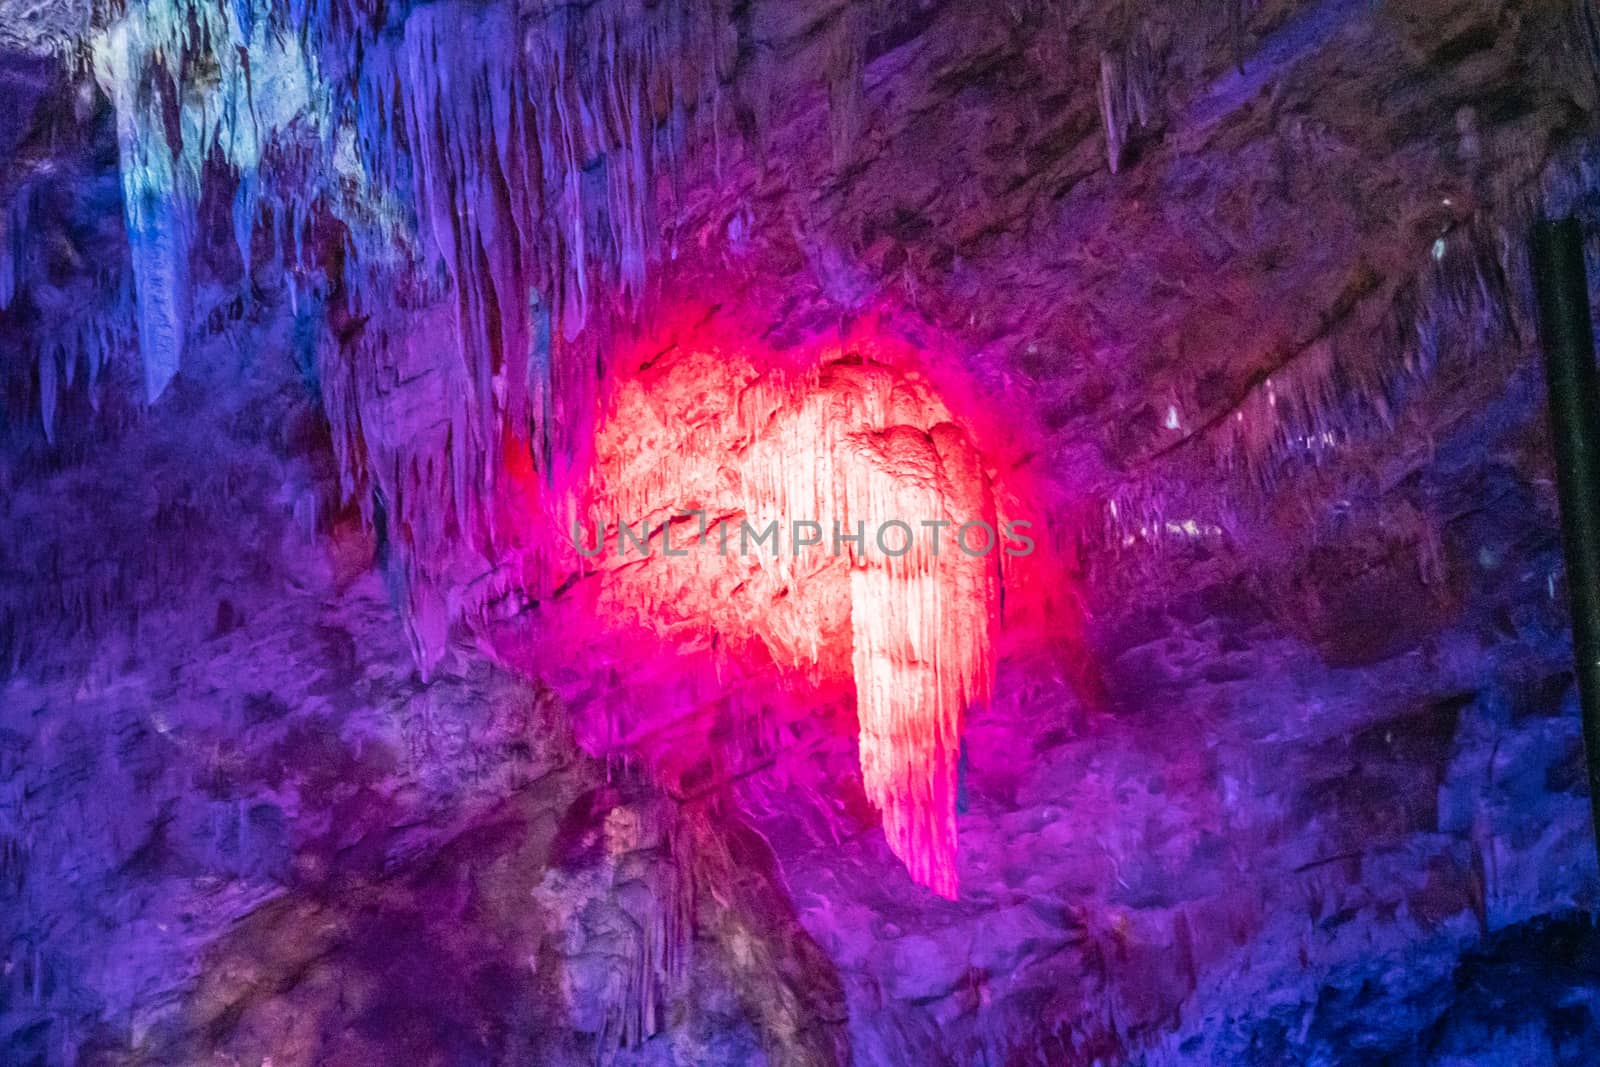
[578,322,1012,896]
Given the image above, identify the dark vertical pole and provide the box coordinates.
[1531,216,1600,865]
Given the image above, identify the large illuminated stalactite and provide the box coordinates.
[585,334,1004,896]
[841,425,994,898]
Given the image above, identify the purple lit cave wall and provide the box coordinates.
[4,0,1600,1064]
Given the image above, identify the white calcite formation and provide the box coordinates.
[2,0,1600,1063]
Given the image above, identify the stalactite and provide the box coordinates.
[0,198,18,311]
[842,423,994,897]
[1098,23,1159,175]
[85,0,314,402]
[605,817,693,1057]
[91,16,194,403]
[531,795,695,1064]
[586,341,1005,896]
[825,5,868,169]
[1575,0,1600,92]
[38,349,57,444]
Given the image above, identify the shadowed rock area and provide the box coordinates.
[3,0,1600,1064]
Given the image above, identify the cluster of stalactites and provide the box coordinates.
[376,0,729,341]
[608,818,693,1057]
[4,173,146,440]
[43,0,741,667]
[84,0,315,402]
[32,274,138,443]
[1098,22,1160,174]
[1090,212,1536,571]
[1209,221,1523,493]
[55,0,940,698]
[529,797,695,1064]
[314,0,743,668]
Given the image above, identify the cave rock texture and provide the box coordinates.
[4,0,1600,1064]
